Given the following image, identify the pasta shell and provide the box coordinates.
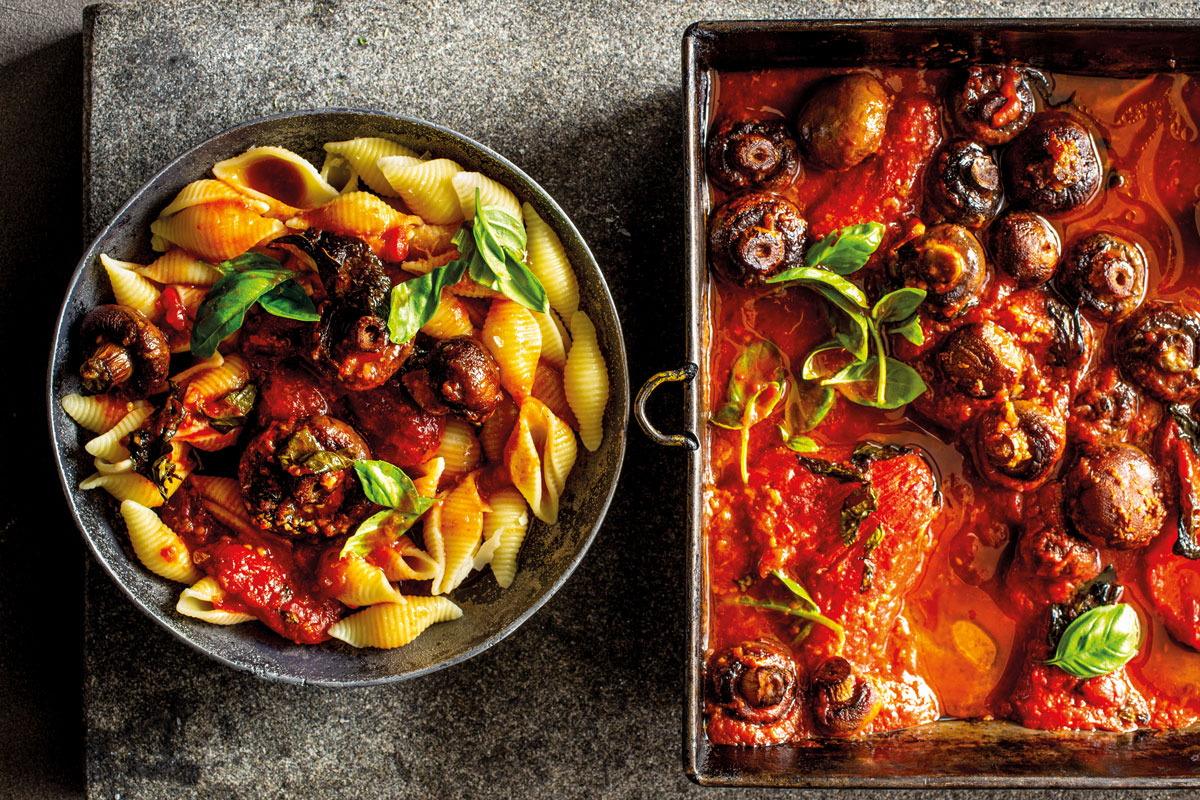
[176,577,255,625]
[482,488,530,588]
[381,158,465,224]
[432,472,490,595]
[177,353,250,408]
[335,555,405,608]
[376,535,441,582]
[531,362,578,430]
[294,191,406,240]
[84,404,153,461]
[532,309,570,368]
[479,397,519,463]
[120,500,202,583]
[80,472,168,507]
[149,202,285,263]
[483,298,542,402]
[158,179,271,218]
[420,291,474,339]
[523,202,580,319]
[435,418,481,477]
[212,145,339,214]
[135,249,222,286]
[318,152,359,194]
[563,311,610,452]
[326,597,462,649]
[409,456,446,499]
[401,249,457,277]
[504,398,577,525]
[324,137,419,196]
[408,222,462,258]
[61,394,147,434]
[191,474,260,536]
[451,171,520,221]
[101,254,160,320]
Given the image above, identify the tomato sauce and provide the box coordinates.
[703,66,1200,743]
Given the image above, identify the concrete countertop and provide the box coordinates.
[6,1,1200,798]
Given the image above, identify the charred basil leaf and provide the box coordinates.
[860,525,887,593]
[840,485,877,546]
[1044,603,1140,679]
[277,428,322,471]
[796,455,865,483]
[850,441,914,471]
[304,450,357,474]
[1165,407,1200,560]
[205,384,258,432]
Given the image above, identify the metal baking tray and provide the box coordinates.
[635,18,1200,788]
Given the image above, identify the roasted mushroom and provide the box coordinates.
[1004,115,1101,216]
[1017,483,1101,581]
[1066,444,1165,550]
[809,656,881,737]
[347,381,446,468]
[77,304,170,397]
[1058,232,1147,321]
[987,210,1061,287]
[238,415,373,538]
[1070,367,1140,450]
[972,401,1066,491]
[795,73,890,171]
[256,363,330,425]
[927,140,1002,228]
[706,640,801,745]
[401,337,504,424]
[1116,303,1200,404]
[937,322,1026,398]
[1043,293,1093,367]
[708,193,807,286]
[706,119,801,191]
[948,65,1035,146]
[889,223,987,320]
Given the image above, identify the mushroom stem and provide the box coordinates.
[80,342,134,393]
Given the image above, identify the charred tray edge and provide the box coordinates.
[682,18,1200,787]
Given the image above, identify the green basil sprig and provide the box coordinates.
[1043,603,1141,679]
[734,569,845,646]
[189,252,319,357]
[341,460,438,558]
[803,222,886,275]
[386,258,467,344]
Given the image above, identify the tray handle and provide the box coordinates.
[635,363,700,450]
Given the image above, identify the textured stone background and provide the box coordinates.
[6,0,1200,798]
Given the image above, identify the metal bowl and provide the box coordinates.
[48,109,628,686]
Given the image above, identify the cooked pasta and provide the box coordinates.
[293,191,409,240]
[326,597,462,649]
[563,310,610,451]
[61,394,146,434]
[505,398,578,525]
[436,418,482,477]
[176,577,255,625]
[212,146,340,214]
[431,472,489,595]
[532,309,570,368]
[120,500,202,583]
[134,249,223,286]
[522,202,580,319]
[479,397,519,463]
[100,255,160,319]
[407,222,460,258]
[80,471,173,507]
[84,404,153,461]
[377,535,442,582]
[452,171,521,220]
[324,137,419,196]
[483,298,542,402]
[318,152,358,194]
[531,361,578,430]
[380,158,465,224]
[159,179,271,218]
[149,203,285,262]
[479,487,529,588]
[335,554,406,608]
[420,291,474,339]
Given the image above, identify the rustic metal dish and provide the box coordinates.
[49,109,628,687]
[635,18,1200,788]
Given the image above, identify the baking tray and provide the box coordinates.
[638,18,1200,788]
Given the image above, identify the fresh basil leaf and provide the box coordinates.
[765,265,868,308]
[498,253,551,313]
[732,597,845,643]
[820,359,877,387]
[872,287,926,324]
[801,341,845,381]
[477,200,527,254]
[815,286,870,362]
[803,222,886,275]
[353,459,437,516]
[772,570,820,612]
[781,433,819,452]
[386,259,467,344]
[781,379,834,435]
[465,190,549,313]
[832,358,927,410]
[258,280,319,321]
[190,268,295,358]
[217,252,282,274]
[889,314,925,346]
[339,510,395,558]
[1044,603,1140,679]
[708,341,786,430]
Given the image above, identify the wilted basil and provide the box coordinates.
[733,570,846,645]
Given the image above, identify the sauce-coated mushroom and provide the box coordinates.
[1066,444,1166,550]
[987,210,1061,287]
[708,193,807,286]
[889,223,987,319]
[1059,232,1147,321]
[809,656,881,737]
[1069,367,1139,450]
[707,119,801,191]
[1004,115,1101,216]
[795,74,890,171]
[401,336,504,424]
[927,140,1002,228]
[78,304,170,397]
[972,401,1067,491]
[347,381,446,468]
[948,65,1035,146]
[1116,303,1200,404]
[937,322,1026,398]
[1017,484,1101,581]
[705,640,802,745]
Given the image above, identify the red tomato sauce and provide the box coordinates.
[703,66,1200,744]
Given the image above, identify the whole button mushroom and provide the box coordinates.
[77,304,170,397]
[1066,444,1166,550]
[937,322,1027,399]
[987,210,1061,287]
[1116,303,1200,404]
[1004,115,1101,216]
[401,336,504,424]
[809,656,881,737]
[948,65,1035,146]
[889,223,988,320]
[927,140,1003,228]
[708,193,808,286]
[796,73,891,171]
[1058,232,1147,321]
[706,640,800,738]
[706,119,801,192]
[972,401,1067,491]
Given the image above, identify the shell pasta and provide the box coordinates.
[62,136,610,651]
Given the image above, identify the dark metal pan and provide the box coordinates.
[635,18,1200,788]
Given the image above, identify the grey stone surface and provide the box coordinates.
[4,0,1195,798]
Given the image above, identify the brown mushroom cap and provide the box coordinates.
[1116,303,1200,404]
[1004,114,1101,216]
[1066,444,1166,550]
[402,336,504,424]
[948,65,1035,146]
[889,223,988,320]
[972,401,1067,491]
[988,210,1061,287]
[708,640,800,726]
[1059,232,1147,321]
[796,74,890,171]
[708,193,807,286]
[937,322,1026,398]
[78,304,170,397]
[707,119,801,192]
[928,140,1003,228]
[809,656,881,736]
